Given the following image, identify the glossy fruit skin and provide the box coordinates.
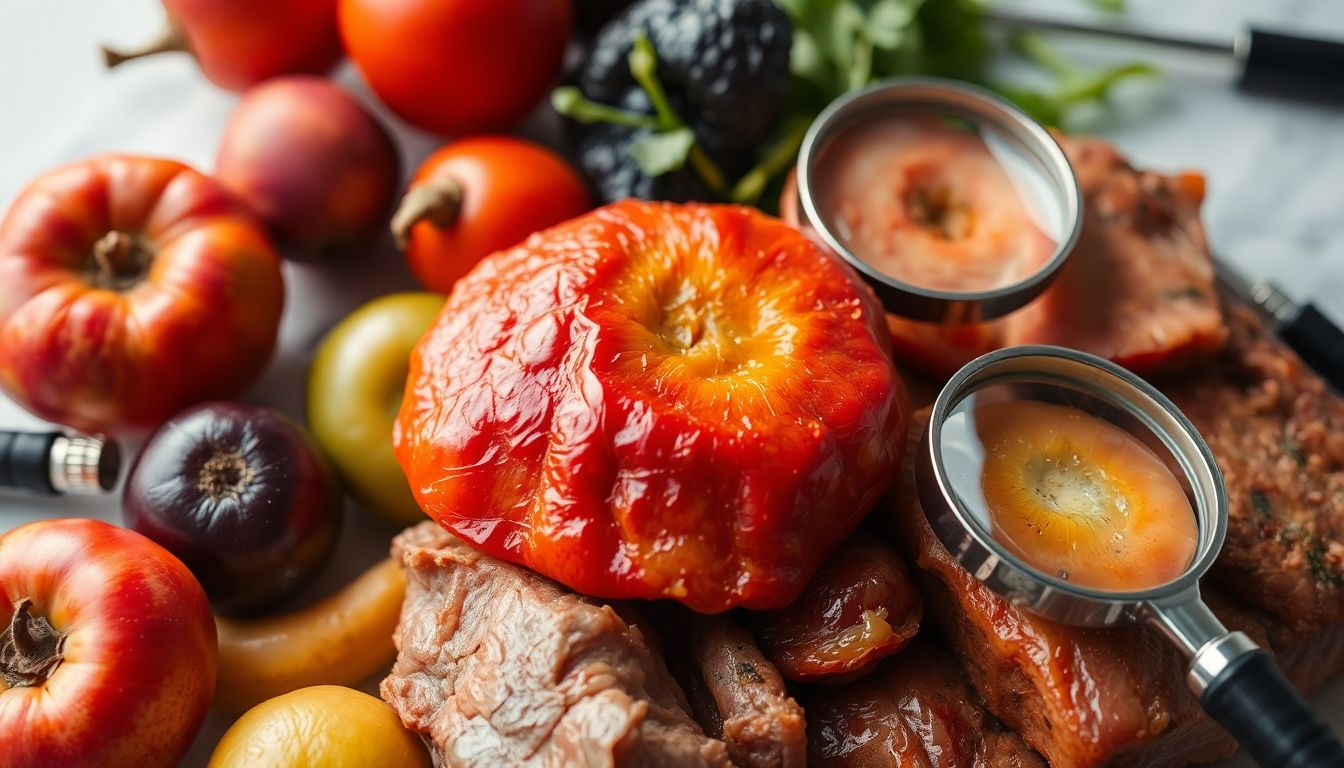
[339,0,571,135]
[0,519,217,767]
[400,137,590,293]
[209,686,431,768]
[123,402,342,616]
[0,155,284,435]
[163,0,342,91]
[308,293,444,525]
[395,201,908,613]
[216,77,401,261]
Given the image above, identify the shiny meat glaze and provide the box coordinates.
[888,413,1237,768]
[748,532,921,683]
[669,613,808,768]
[381,522,732,767]
[803,638,1046,768]
[1161,302,1344,631]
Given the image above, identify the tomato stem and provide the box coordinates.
[88,230,154,290]
[390,176,465,250]
[1,598,66,689]
[101,20,188,69]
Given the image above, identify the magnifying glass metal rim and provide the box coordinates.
[917,344,1229,627]
[796,77,1084,324]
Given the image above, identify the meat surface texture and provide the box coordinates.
[803,638,1046,768]
[888,413,1236,768]
[673,613,808,768]
[381,522,733,767]
[1161,302,1344,633]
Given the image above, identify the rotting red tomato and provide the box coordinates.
[216,76,401,261]
[395,201,908,613]
[0,154,285,435]
[0,518,217,767]
[392,136,590,294]
[338,0,572,135]
[103,0,342,92]
[748,532,922,683]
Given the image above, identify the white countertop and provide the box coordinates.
[1,1,1342,765]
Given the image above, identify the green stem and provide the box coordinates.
[628,33,681,130]
[1013,32,1079,79]
[730,117,811,205]
[551,87,660,129]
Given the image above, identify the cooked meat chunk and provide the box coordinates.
[1003,136,1227,374]
[803,638,1045,768]
[888,412,1236,768]
[381,522,732,767]
[748,532,921,683]
[1161,302,1344,632]
[661,613,807,768]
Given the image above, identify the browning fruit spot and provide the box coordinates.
[0,598,66,688]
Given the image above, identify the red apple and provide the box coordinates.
[0,519,217,766]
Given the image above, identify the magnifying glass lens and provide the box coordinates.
[938,382,1200,593]
[812,108,1068,294]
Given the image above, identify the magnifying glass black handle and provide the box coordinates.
[1239,28,1344,103]
[1202,648,1344,768]
[1279,304,1344,393]
[0,430,119,495]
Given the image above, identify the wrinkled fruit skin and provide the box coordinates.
[339,0,571,135]
[165,0,342,91]
[395,201,908,612]
[216,76,400,261]
[123,402,342,616]
[568,0,792,202]
[0,519,217,767]
[0,155,284,434]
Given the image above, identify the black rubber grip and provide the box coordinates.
[1280,304,1344,393]
[1240,28,1344,102]
[1202,649,1344,768]
[0,431,59,495]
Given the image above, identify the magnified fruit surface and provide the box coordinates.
[395,200,908,612]
[975,400,1198,592]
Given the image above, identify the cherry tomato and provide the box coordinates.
[338,0,572,135]
[0,519,216,767]
[392,137,590,294]
[0,155,284,434]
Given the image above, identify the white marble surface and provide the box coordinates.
[0,1,1342,766]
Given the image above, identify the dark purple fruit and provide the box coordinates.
[123,401,342,615]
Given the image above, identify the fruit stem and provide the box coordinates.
[89,231,154,290]
[0,598,66,689]
[390,176,465,250]
[550,87,660,130]
[729,116,811,205]
[101,21,188,69]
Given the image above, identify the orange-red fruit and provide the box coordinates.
[0,155,284,434]
[395,201,908,612]
[0,519,217,767]
[163,0,341,91]
[397,136,590,293]
[216,76,400,261]
[338,0,572,135]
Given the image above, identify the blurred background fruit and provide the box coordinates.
[123,402,342,616]
[308,293,444,526]
[0,519,217,767]
[392,136,590,293]
[102,0,342,91]
[216,76,401,262]
[0,155,284,435]
[209,686,431,768]
[338,0,572,135]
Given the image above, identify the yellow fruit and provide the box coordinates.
[214,558,405,714]
[208,685,430,768]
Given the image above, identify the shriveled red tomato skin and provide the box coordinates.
[395,201,908,613]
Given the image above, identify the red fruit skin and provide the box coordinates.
[402,136,590,292]
[0,519,217,768]
[216,76,401,261]
[395,201,908,613]
[163,0,342,91]
[339,0,572,135]
[0,155,284,435]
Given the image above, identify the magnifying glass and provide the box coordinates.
[795,78,1082,324]
[918,345,1344,768]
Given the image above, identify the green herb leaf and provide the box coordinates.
[866,0,922,49]
[631,128,698,176]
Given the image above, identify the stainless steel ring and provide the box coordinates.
[796,77,1084,324]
